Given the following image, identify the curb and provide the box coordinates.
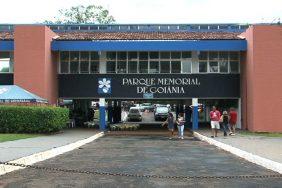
[194,132,282,174]
[0,132,104,176]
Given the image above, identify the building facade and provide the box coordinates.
[0,24,281,132]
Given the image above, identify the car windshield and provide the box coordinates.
[129,109,140,113]
[142,103,151,106]
[156,107,169,113]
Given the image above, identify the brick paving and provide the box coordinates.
[0,136,281,188]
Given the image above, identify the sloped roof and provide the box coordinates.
[0,32,13,40]
[54,31,242,40]
[0,85,47,103]
[0,31,242,41]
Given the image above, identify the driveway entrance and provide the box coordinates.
[0,136,281,187]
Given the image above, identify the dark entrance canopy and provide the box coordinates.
[0,85,47,103]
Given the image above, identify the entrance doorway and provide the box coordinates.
[60,98,240,130]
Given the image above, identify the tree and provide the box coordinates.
[44,5,115,24]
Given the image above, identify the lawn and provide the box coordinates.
[239,131,282,137]
[0,134,40,143]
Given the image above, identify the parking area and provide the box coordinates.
[0,136,281,188]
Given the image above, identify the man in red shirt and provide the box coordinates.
[209,106,221,138]
[229,107,237,136]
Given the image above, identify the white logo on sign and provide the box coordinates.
[98,78,111,93]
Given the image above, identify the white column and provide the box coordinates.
[238,98,242,129]
[99,51,106,73]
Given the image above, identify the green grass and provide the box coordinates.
[239,131,282,137]
[0,134,40,143]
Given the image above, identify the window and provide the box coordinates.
[171,52,181,59]
[117,61,127,73]
[90,52,99,73]
[128,61,138,73]
[219,51,228,60]
[139,52,148,60]
[60,52,69,73]
[106,52,116,60]
[171,61,181,73]
[182,61,192,73]
[139,61,148,73]
[80,52,89,73]
[160,61,170,73]
[149,61,159,73]
[0,52,11,73]
[209,61,218,72]
[128,52,138,60]
[198,52,208,60]
[230,52,239,60]
[230,61,239,73]
[90,61,99,73]
[106,61,116,73]
[209,52,218,61]
[160,52,170,59]
[219,61,228,73]
[70,52,79,73]
[192,62,199,73]
[117,52,127,60]
[60,62,69,74]
[182,51,192,59]
[199,62,207,73]
[149,52,159,59]
[91,52,99,61]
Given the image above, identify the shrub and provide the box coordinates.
[0,105,69,133]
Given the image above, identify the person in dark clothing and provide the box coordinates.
[88,108,94,122]
[221,111,229,136]
[184,105,192,129]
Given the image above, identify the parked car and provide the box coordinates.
[127,107,142,122]
[140,103,154,112]
[154,106,169,121]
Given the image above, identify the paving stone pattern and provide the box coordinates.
[0,136,281,188]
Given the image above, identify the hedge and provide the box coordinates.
[0,105,69,133]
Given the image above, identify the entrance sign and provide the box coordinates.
[122,78,200,94]
[59,74,240,99]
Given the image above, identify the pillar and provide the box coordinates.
[192,98,199,130]
[99,98,106,130]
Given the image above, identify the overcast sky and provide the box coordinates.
[1,0,281,24]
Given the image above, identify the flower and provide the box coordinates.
[98,78,111,93]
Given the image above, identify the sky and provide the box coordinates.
[0,0,281,24]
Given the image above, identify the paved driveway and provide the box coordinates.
[0,136,281,188]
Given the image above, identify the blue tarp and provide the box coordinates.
[0,85,47,103]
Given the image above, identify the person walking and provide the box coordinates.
[229,107,238,136]
[162,112,175,139]
[210,106,221,138]
[176,113,185,139]
[221,111,229,137]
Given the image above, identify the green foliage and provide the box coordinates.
[45,5,115,24]
[0,134,40,143]
[0,106,69,133]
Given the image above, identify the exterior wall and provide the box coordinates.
[242,25,282,132]
[14,26,58,104]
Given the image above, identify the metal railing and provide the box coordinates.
[0,24,250,32]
